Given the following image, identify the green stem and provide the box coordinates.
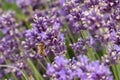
[66,34,77,59]
[66,25,76,43]
[117,63,120,79]
[45,56,51,63]
[86,46,96,61]
[81,30,96,60]
[37,59,46,71]
[115,65,120,80]
[27,59,44,80]
[111,64,119,80]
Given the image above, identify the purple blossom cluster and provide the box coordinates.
[16,0,47,14]
[70,38,87,55]
[60,0,120,44]
[102,44,120,66]
[46,0,120,80]
[24,10,66,57]
[47,55,113,80]
[0,0,120,80]
[0,11,28,78]
[59,0,120,62]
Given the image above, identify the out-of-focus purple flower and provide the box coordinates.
[47,55,113,80]
[60,0,120,46]
[47,55,71,80]
[70,38,87,55]
[16,0,48,14]
[0,74,3,79]
[59,0,66,6]
[6,0,15,3]
[102,44,120,65]
[0,11,29,78]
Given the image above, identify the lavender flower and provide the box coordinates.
[0,11,28,78]
[60,0,120,44]
[102,44,120,65]
[16,0,48,14]
[1,0,120,79]
[70,38,87,55]
[47,55,113,80]
[24,10,66,58]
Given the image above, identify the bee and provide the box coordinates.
[37,42,47,57]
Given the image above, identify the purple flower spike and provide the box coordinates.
[47,55,113,80]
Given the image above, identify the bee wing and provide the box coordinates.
[37,46,42,54]
[37,44,47,57]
